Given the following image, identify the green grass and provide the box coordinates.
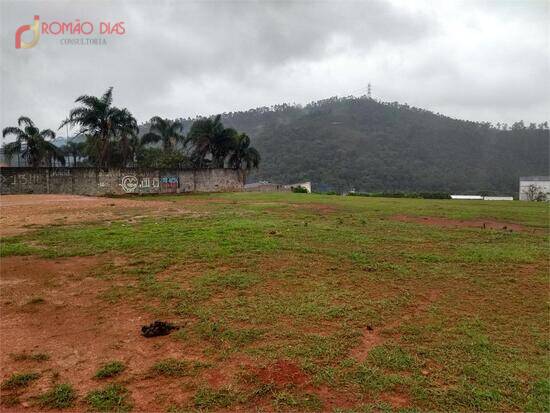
[1,372,40,390]
[85,384,132,412]
[39,383,76,409]
[1,193,548,412]
[368,344,416,371]
[94,361,126,379]
[0,239,38,257]
[349,364,405,393]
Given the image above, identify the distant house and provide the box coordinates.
[519,176,550,201]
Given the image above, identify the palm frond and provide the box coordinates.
[2,126,24,139]
[101,87,114,107]
[40,129,56,141]
[17,116,34,128]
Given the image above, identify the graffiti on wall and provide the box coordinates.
[0,167,242,195]
[51,169,71,177]
[120,175,179,193]
[0,173,43,186]
[160,176,178,188]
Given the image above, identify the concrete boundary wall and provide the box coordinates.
[0,167,243,195]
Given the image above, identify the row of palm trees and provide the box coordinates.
[2,87,260,172]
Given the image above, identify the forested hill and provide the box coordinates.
[208,96,547,194]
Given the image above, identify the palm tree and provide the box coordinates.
[62,140,86,167]
[142,117,185,152]
[2,116,65,167]
[117,109,139,167]
[186,115,236,168]
[121,133,145,167]
[60,87,136,168]
[227,133,261,171]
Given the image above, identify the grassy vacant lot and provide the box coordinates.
[0,193,548,412]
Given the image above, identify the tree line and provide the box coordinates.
[2,87,260,172]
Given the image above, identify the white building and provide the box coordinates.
[519,176,550,201]
[451,195,483,200]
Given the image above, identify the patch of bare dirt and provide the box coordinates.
[391,214,532,232]
[0,255,197,412]
[0,194,189,236]
[380,391,411,408]
[255,360,309,389]
[311,384,358,411]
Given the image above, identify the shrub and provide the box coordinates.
[419,192,452,199]
[291,186,308,193]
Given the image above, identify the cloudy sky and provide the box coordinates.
[0,0,548,138]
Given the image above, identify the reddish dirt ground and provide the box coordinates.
[391,214,530,232]
[0,194,190,236]
[0,252,339,412]
[255,360,308,389]
[0,255,202,411]
[0,251,407,412]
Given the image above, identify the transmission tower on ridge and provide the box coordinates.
[367,83,372,99]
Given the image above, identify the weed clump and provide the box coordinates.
[151,359,206,377]
[194,387,240,409]
[39,383,76,409]
[85,384,132,412]
[94,361,126,379]
[1,372,40,390]
[11,352,49,362]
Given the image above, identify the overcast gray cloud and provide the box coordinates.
[0,0,548,139]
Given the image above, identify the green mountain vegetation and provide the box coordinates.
[210,96,548,195]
